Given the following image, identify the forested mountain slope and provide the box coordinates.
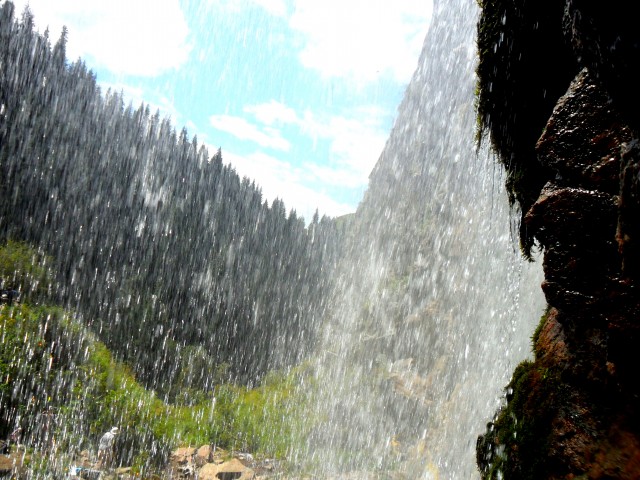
[0,2,340,394]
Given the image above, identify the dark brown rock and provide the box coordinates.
[478,307,640,479]
[618,141,640,278]
[536,69,632,193]
[563,0,640,132]
[533,308,570,367]
[524,183,618,250]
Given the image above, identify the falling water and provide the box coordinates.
[296,0,545,477]
[0,0,546,477]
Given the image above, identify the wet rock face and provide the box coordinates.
[618,141,640,278]
[563,0,640,131]
[475,0,576,250]
[536,69,633,194]
[525,183,620,311]
[477,2,640,478]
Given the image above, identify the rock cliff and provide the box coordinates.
[476,1,640,478]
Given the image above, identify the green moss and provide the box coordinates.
[477,356,567,479]
[476,0,577,256]
[530,305,552,351]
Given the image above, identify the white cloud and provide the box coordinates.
[222,150,354,222]
[208,99,388,218]
[221,100,387,191]
[289,0,432,83]
[251,0,288,17]
[203,0,432,84]
[209,114,291,151]
[204,0,288,17]
[244,100,298,126]
[11,0,191,76]
[298,108,387,186]
[303,163,365,189]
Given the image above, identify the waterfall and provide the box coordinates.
[297,0,545,477]
[0,0,546,476]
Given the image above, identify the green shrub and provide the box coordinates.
[0,239,53,299]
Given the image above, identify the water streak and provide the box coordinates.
[298,0,545,477]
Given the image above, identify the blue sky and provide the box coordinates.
[11,0,432,222]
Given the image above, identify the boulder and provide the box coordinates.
[77,449,93,468]
[0,455,13,474]
[170,447,196,466]
[0,452,26,478]
[195,445,212,467]
[198,458,255,480]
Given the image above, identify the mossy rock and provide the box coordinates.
[476,0,577,256]
[476,359,568,479]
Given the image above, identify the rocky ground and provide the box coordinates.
[0,444,436,480]
[167,445,284,480]
[0,445,287,480]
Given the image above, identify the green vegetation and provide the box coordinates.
[476,308,569,479]
[530,306,551,350]
[0,238,52,298]
[209,367,312,458]
[476,359,564,479]
[0,241,313,475]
